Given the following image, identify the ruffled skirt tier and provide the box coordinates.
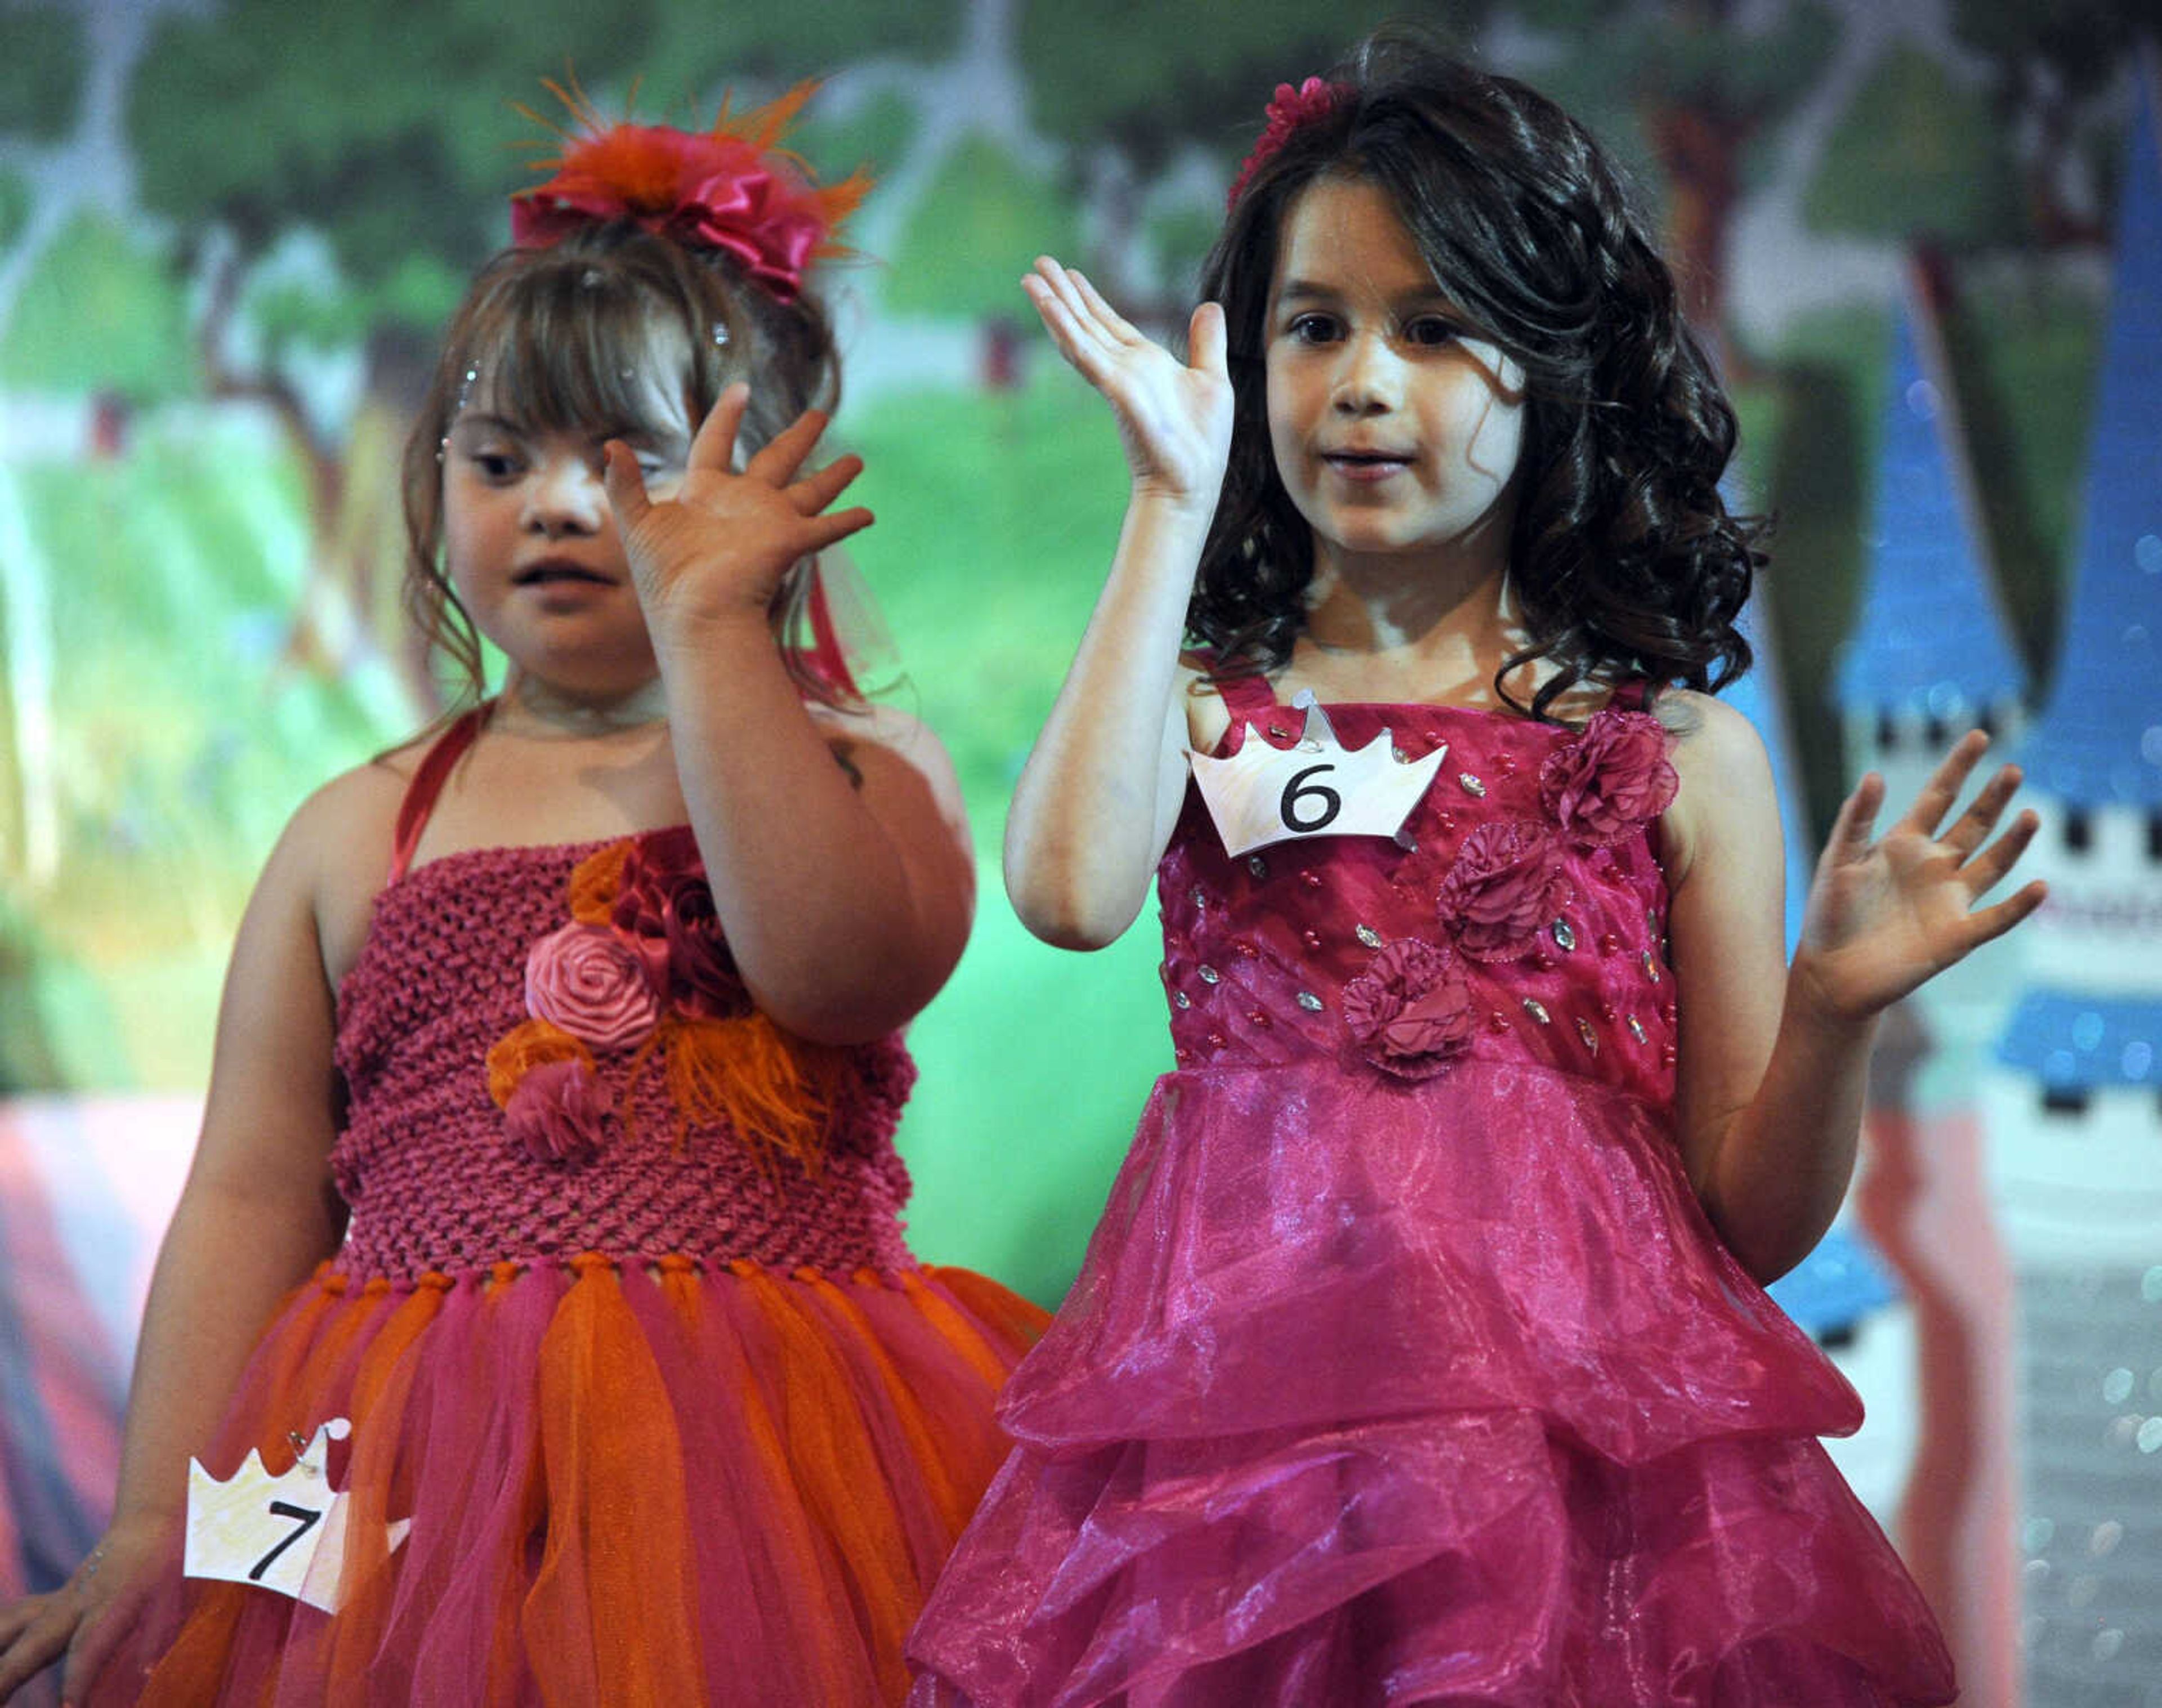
[98,1254,1046,1707]
[906,1061,1955,1706]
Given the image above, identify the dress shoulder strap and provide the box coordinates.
[386,704,490,884]
[1209,668,1280,727]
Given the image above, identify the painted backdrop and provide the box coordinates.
[3,2,2157,1703]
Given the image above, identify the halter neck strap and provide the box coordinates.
[1210,669,1280,726]
[387,704,490,884]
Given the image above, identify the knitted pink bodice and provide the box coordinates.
[327,725,918,1282]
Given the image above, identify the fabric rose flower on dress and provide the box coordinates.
[503,1058,611,1166]
[1435,819,1570,962]
[489,829,851,1178]
[613,826,746,1018]
[524,922,663,1052]
[1539,709,1677,848]
[1342,938,1479,1080]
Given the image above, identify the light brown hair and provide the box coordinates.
[399,220,852,706]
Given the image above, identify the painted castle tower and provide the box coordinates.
[1834,254,2034,1708]
[1984,57,2162,1706]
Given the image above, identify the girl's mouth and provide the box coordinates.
[1323,451,1412,483]
[513,561,613,587]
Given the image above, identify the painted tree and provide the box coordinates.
[1509,0,1840,374]
[1014,0,1421,312]
[1951,0,2157,247]
[1013,0,1838,362]
[1802,45,2025,249]
[0,1,80,144]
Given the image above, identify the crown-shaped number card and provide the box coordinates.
[185,1418,411,1613]
[1190,691,1445,857]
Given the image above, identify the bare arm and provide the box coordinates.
[0,785,355,1703]
[1003,260,1236,949]
[1664,704,2044,1281]
[604,392,973,1047]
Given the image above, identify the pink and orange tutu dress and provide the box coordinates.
[906,680,1955,1706]
[99,712,1048,1706]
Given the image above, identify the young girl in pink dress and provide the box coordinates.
[909,32,2039,1706]
[0,88,1044,1707]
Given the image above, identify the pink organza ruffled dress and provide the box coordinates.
[907,679,1954,1707]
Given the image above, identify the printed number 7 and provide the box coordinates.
[249,1500,323,1582]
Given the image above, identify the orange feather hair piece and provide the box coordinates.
[510,77,870,302]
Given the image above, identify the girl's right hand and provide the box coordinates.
[1022,257,1234,509]
[0,1515,169,1705]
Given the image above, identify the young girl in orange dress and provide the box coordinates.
[0,86,1045,1708]
[909,30,2039,1706]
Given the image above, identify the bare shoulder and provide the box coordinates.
[1656,690,1777,887]
[270,746,419,984]
[806,699,975,922]
[1656,687,1766,763]
[282,748,413,873]
[806,701,975,862]
[809,699,958,790]
[1176,654,1231,752]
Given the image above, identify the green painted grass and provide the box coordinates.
[899,860,1171,1307]
[828,368,1172,1304]
[4,416,403,1088]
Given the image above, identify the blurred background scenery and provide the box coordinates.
[2,1,2159,1702]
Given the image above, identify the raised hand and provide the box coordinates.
[604,382,872,638]
[1022,257,1234,509]
[1792,731,2047,1022]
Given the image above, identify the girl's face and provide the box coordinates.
[1264,176,1526,578]
[439,347,693,699]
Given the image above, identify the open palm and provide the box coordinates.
[1022,257,1234,508]
[1795,732,2046,1021]
[604,383,872,637]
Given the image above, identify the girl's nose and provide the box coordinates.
[1332,331,1402,414]
[524,451,607,536]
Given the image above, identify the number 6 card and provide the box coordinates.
[1190,691,1446,857]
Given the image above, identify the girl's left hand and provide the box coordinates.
[1792,731,2046,1023]
[604,382,872,638]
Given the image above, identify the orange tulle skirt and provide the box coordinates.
[99,1254,1047,1707]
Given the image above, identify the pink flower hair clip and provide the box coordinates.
[1226,75,1346,209]
[510,79,870,303]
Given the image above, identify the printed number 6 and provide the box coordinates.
[1279,763,1342,834]
[249,1500,323,1582]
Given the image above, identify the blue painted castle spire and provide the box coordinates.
[2016,62,2162,809]
[1995,56,2162,1097]
[1834,261,2027,727]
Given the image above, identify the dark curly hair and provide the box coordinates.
[1193,30,1761,718]
[399,221,852,708]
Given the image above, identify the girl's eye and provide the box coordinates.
[1402,316,1459,348]
[1286,314,1342,345]
[471,449,522,480]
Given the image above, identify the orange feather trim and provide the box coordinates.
[660,1012,852,1181]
